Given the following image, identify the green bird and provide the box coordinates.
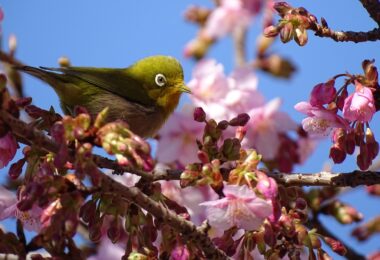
[19,55,190,137]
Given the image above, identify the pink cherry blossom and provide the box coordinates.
[0,185,17,218]
[160,179,218,225]
[0,186,42,232]
[204,0,253,39]
[295,101,349,137]
[157,110,203,165]
[245,98,298,160]
[256,176,278,200]
[203,0,264,39]
[0,132,17,169]
[309,81,336,106]
[200,184,272,231]
[342,83,376,123]
[189,59,264,122]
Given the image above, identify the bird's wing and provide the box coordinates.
[40,66,155,107]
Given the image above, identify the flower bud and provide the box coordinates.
[280,23,294,43]
[274,2,292,16]
[193,107,206,122]
[345,130,356,155]
[295,197,307,210]
[366,128,379,160]
[357,143,371,170]
[324,237,347,256]
[332,128,346,147]
[8,158,25,179]
[263,25,280,37]
[310,80,336,106]
[294,27,308,46]
[229,113,250,126]
[336,87,348,110]
[329,144,346,164]
[217,120,229,130]
[222,138,241,160]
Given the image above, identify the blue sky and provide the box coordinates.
[1,0,380,258]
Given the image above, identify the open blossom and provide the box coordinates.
[0,186,42,232]
[245,98,298,160]
[0,132,18,169]
[200,184,272,231]
[204,0,263,39]
[161,179,218,225]
[157,110,203,165]
[189,59,264,122]
[295,101,349,137]
[342,83,376,122]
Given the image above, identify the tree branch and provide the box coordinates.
[152,168,380,187]
[233,25,247,67]
[100,173,227,259]
[311,25,380,43]
[267,171,380,187]
[359,0,380,27]
[5,110,380,189]
[0,109,227,259]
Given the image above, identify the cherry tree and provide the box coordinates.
[0,1,380,259]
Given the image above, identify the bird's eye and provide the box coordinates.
[155,74,167,87]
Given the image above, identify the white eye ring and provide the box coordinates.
[155,74,167,87]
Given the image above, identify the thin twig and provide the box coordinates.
[311,25,380,43]
[308,216,365,260]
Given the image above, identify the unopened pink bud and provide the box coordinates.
[280,23,294,43]
[310,80,336,106]
[193,107,206,122]
[329,144,346,164]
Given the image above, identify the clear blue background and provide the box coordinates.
[1,0,379,258]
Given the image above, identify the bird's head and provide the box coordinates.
[127,55,190,114]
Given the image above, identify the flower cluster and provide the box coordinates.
[295,60,379,169]
[264,2,317,46]
[158,59,313,172]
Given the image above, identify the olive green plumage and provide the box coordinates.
[19,55,190,137]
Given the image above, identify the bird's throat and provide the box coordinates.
[156,90,181,118]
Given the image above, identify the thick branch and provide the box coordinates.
[0,110,227,259]
[359,0,380,27]
[309,217,365,260]
[267,171,380,187]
